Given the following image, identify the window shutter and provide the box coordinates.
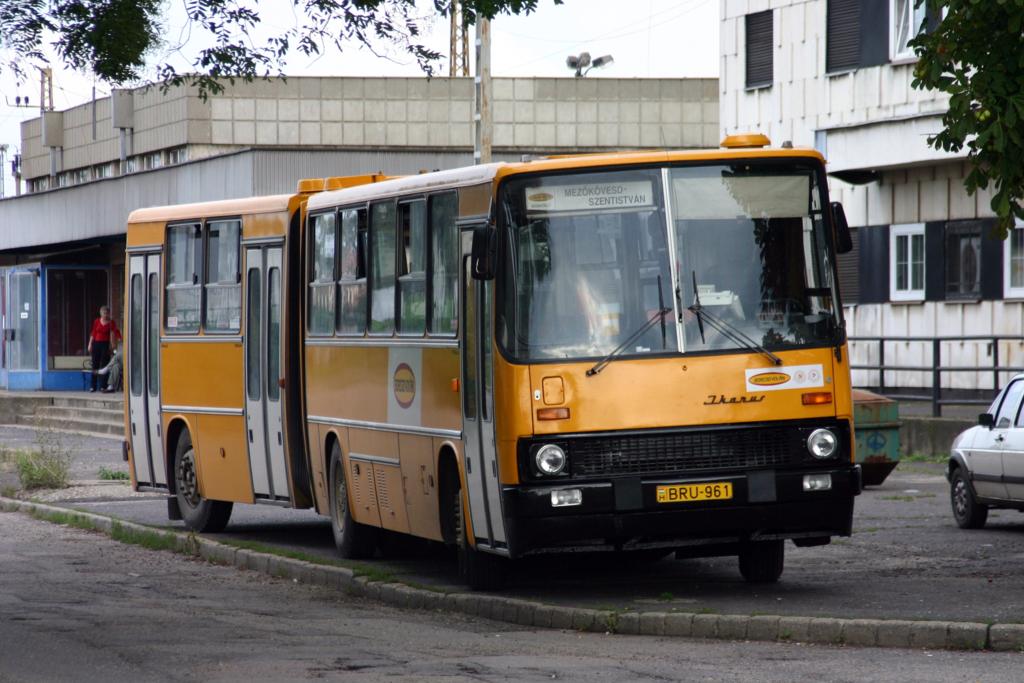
[857,225,889,304]
[745,11,773,88]
[827,0,860,73]
[837,226,860,303]
[859,0,890,67]
[980,218,1003,300]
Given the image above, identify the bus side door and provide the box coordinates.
[127,253,167,488]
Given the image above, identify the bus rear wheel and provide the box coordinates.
[452,482,506,591]
[738,540,784,583]
[174,431,232,532]
[328,442,377,559]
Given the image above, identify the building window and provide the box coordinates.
[890,223,925,302]
[745,11,773,89]
[166,223,203,332]
[397,199,427,335]
[205,219,241,331]
[308,212,336,336]
[167,147,189,165]
[429,192,459,336]
[1005,219,1024,299]
[338,207,368,335]
[945,221,981,300]
[890,0,926,61]
[369,201,397,334]
[143,152,163,170]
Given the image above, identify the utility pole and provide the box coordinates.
[473,17,492,165]
[449,2,470,77]
[0,144,7,199]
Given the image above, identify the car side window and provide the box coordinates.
[995,380,1024,428]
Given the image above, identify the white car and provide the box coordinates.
[947,375,1024,528]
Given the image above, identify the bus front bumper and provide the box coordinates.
[501,465,861,558]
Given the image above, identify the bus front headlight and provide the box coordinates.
[535,444,567,475]
[807,428,838,459]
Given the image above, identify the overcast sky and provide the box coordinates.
[0,0,718,197]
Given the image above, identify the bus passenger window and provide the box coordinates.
[129,274,143,395]
[205,220,241,332]
[370,201,397,334]
[338,207,367,335]
[165,223,202,332]
[397,200,426,335]
[429,192,458,336]
[309,212,337,335]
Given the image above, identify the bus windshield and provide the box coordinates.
[498,162,840,362]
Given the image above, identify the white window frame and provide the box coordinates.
[1004,218,1024,299]
[889,0,927,63]
[890,223,926,302]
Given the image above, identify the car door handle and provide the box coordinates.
[995,434,1006,443]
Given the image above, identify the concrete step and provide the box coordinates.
[34,405,124,424]
[17,414,123,437]
[52,395,123,410]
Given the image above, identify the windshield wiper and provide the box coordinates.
[586,306,673,377]
[686,270,782,366]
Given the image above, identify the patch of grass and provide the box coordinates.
[1,485,17,498]
[110,521,181,553]
[219,538,343,567]
[29,508,96,532]
[10,447,71,490]
[901,453,946,463]
[604,610,620,633]
[657,591,675,602]
[695,606,718,614]
[98,466,130,481]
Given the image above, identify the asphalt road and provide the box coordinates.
[2,510,1022,683]
[8,424,1024,625]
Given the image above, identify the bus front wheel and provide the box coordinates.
[173,431,232,532]
[328,442,377,559]
[738,540,784,583]
[453,484,506,591]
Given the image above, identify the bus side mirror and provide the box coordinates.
[471,225,496,281]
[831,202,853,254]
[979,412,995,429]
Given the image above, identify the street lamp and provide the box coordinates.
[566,52,614,77]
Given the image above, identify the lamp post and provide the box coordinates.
[566,52,614,77]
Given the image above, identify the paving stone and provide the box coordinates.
[616,612,640,635]
[777,616,812,643]
[841,619,879,647]
[807,618,843,644]
[717,615,748,641]
[691,614,719,639]
[988,624,1024,652]
[549,607,574,630]
[571,608,598,632]
[639,612,666,636]
[946,622,988,651]
[746,615,779,642]
[664,613,694,638]
[875,620,915,648]
[908,621,948,649]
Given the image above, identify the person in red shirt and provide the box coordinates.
[87,305,122,393]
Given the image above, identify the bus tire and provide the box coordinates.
[328,442,377,559]
[454,485,506,591]
[738,540,784,583]
[173,431,232,533]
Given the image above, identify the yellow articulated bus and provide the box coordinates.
[125,136,862,589]
[123,175,387,529]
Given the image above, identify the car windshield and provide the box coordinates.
[497,162,841,363]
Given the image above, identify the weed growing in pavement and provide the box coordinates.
[0,485,17,498]
[28,508,96,532]
[219,538,345,566]
[98,466,130,481]
[110,521,181,553]
[10,420,80,490]
[658,591,675,602]
[902,452,946,463]
[604,610,620,633]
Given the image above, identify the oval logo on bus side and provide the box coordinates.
[528,192,553,202]
[393,363,416,409]
[749,372,791,387]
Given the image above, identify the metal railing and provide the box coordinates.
[848,335,1024,417]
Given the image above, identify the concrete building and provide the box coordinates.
[720,0,1017,399]
[0,75,718,390]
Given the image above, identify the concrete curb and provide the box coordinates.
[0,496,1010,652]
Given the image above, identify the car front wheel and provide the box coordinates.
[950,467,988,529]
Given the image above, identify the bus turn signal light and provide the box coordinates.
[537,407,570,421]
[801,392,833,405]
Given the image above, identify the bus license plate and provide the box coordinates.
[656,482,733,504]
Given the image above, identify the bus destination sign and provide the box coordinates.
[526,181,653,213]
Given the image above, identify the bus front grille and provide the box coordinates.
[570,426,801,477]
